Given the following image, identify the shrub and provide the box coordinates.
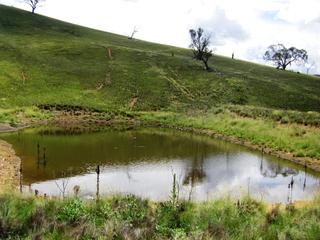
[155,201,193,237]
[0,195,36,238]
[112,195,149,226]
[57,198,87,223]
[87,200,112,226]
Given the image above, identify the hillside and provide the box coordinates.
[0,4,320,112]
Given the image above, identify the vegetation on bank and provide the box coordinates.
[0,193,319,240]
[136,108,320,160]
[0,107,51,127]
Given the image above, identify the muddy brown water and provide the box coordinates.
[1,127,319,203]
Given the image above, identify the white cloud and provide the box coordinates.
[197,8,249,46]
[275,0,320,24]
[0,0,319,73]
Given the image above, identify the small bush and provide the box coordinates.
[87,200,112,225]
[112,195,149,226]
[57,198,87,223]
[155,201,193,237]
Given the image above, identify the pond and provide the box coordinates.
[1,127,319,203]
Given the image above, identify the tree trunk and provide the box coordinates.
[282,64,287,70]
[32,7,36,14]
[203,59,210,71]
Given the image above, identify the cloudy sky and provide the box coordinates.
[1,0,320,73]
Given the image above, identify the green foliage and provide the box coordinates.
[0,109,18,126]
[264,44,308,70]
[87,200,113,225]
[57,197,87,223]
[0,107,51,127]
[155,201,192,237]
[111,195,149,226]
[0,194,36,238]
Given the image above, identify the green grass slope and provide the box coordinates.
[0,4,320,112]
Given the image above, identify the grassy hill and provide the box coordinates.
[1,4,320,112]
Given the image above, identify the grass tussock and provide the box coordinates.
[227,105,320,126]
[0,107,51,127]
[0,194,319,239]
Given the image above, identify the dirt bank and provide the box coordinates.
[0,140,21,192]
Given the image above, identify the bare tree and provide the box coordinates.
[305,60,316,75]
[189,28,213,71]
[128,26,138,40]
[20,0,46,14]
[263,44,308,70]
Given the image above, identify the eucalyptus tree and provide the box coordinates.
[264,44,308,70]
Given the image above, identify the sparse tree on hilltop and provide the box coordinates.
[305,60,316,75]
[20,0,46,14]
[189,28,213,71]
[263,44,308,70]
[128,26,138,40]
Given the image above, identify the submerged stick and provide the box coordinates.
[19,166,23,193]
[96,165,100,201]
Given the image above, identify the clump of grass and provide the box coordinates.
[228,105,320,126]
[23,106,51,120]
[0,107,51,127]
[57,197,87,223]
[0,194,36,238]
[111,195,149,226]
[0,109,18,126]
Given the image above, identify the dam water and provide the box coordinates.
[1,127,319,203]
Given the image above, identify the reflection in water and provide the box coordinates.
[183,143,207,200]
[260,154,299,178]
[1,127,319,203]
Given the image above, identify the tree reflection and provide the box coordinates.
[183,143,208,190]
[259,155,298,178]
